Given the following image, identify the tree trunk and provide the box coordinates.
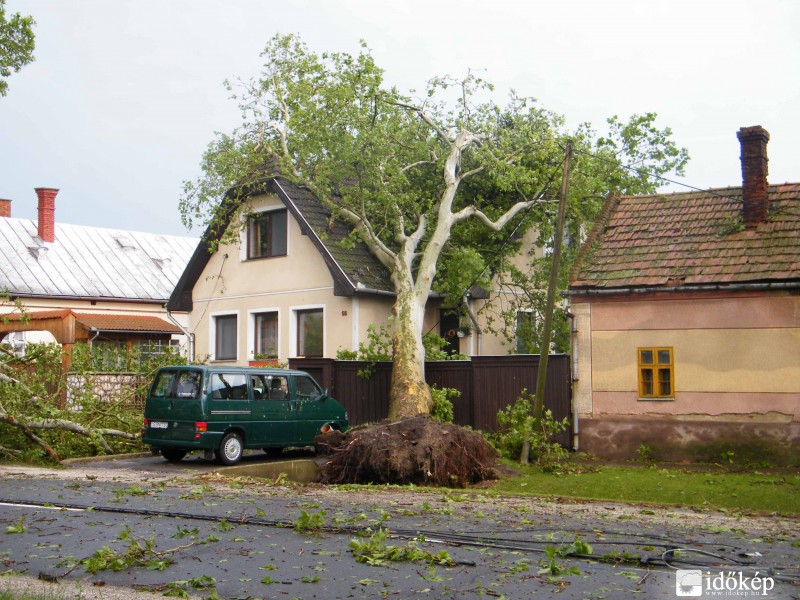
[388,283,432,420]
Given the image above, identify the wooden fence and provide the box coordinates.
[288,355,573,445]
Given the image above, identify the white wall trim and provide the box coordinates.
[247,307,281,361]
[239,204,292,263]
[289,304,326,358]
[351,296,360,352]
[208,309,240,362]
[194,286,333,304]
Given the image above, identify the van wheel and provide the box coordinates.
[161,448,187,463]
[218,432,243,466]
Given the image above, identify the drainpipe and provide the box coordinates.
[566,304,579,451]
[462,296,482,356]
[166,310,194,362]
[88,329,101,351]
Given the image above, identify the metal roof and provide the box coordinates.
[0,217,199,302]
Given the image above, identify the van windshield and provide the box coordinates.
[150,370,202,399]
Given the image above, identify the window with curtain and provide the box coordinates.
[247,210,287,259]
[254,311,279,358]
[214,314,238,361]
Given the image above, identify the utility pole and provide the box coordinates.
[520,140,572,465]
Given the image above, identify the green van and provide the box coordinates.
[141,366,348,465]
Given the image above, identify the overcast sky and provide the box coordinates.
[1,0,798,237]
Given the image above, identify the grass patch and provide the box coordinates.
[490,464,800,515]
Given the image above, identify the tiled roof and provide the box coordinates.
[273,178,393,293]
[569,183,800,291]
[72,313,182,333]
[0,309,181,333]
[0,218,199,302]
[168,176,394,312]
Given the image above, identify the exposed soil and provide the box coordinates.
[316,415,500,487]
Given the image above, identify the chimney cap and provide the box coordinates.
[737,125,770,141]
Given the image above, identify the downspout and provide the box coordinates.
[462,296,482,356]
[88,329,101,351]
[566,303,579,452]
[166,310,194,362]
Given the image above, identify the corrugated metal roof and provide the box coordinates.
[0,218,199,302]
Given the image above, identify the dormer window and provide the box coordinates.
[247,209,287,259]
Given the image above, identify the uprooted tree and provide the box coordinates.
[181,33,688,422]
[0,299,186,462]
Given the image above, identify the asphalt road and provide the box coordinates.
[0,456,798,599]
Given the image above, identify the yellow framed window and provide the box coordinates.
[638,347,674,399]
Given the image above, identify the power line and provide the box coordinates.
[570,145,736,201]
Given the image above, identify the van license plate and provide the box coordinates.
[150,421,169,429]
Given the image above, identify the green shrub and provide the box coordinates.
[0,341,188,462]
[491,390,569,469]
[430,386,458,424]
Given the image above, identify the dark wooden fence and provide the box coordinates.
[288,355,572,445]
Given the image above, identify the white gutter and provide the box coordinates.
[166,310,194,362]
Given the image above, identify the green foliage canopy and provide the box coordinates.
[0,0,35,97]
[180,34,688,414]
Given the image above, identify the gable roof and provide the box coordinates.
[168,176,393,312]
[0,217,199,303]
[569,183,800,294]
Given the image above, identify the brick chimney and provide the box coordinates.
[0,199,11,218]
[34,187,59,243]
[736,126,770,227]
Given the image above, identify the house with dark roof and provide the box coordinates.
[0,188,199,364]
[566,126,799,464]
[167,176,534,366]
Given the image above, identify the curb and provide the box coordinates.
[61,452,153,465]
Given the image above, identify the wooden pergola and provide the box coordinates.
[0,309,182,372]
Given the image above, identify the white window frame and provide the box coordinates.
[290,304,325,358]
[209,310,239,362]
[239,206,291,262]
[247,308,281,360]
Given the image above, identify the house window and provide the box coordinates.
[214,314,238,361]
[247,209,287,259]
[515,310,535,354]
[254,311,279,359]
[638,347,674,399]
[297,309,323,357]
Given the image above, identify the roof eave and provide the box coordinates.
[565,280,800,297]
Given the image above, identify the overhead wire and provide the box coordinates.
[6,497,798,583]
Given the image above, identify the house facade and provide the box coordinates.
[0,188,199,364]
[567,127,799,464]
[168,177,537,366]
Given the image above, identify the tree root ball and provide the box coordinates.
[315,415,500,488]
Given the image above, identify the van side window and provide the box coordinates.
[150,370,201,399]
[295,375,321,400]
[250,375,266,400]
[175,372,201,398]
[267,375,289,400]
[210,373,248,400]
